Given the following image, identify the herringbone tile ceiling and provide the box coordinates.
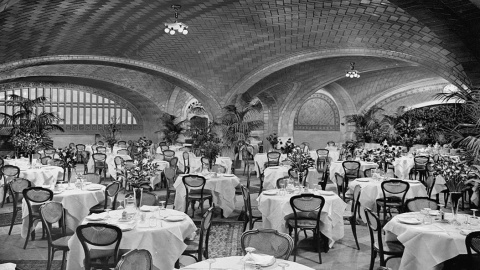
[0,0,479,116]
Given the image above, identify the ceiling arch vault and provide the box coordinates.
[0,0,479,137]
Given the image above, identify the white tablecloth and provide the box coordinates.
[347,178,428,221]
[392,156,415,179]
[173,173,240,217]
[329,161,378,182]
[86,153,132,179]
[254,153,288,177]
[383,212,476,270]
[66,209,196,270]
[21,185,105,238]
[257,191,346,247]
[187,156,233,173]
[263,166,321,190]
[186,256,314,270]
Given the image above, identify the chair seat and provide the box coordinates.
[376,197,403,207]
[286,218,317,228]
[374,241,404,254]
[251,208,262,218]
[183,239,200,252]
[188,193,213,200]
[90,248,116,260]
[52,236,71,250]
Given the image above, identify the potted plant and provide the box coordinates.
[201,140,222,170]
[157,113,189,146]
[287,146,315,184]
[102,117,120,152]
[266,133,278,152]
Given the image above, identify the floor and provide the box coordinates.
[0,165,415,270]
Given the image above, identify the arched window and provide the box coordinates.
[294,93,340,131]
[0,84,141,131]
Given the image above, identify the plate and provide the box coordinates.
[429,210,440,216]
[165,215,185,222]
[317,191,335,196]
[117,218,133,223]
[397,217,422,225]
[356,178,370,182]
[85,215,105,221]
[86,186,102,191]
[52,190,63,195]
[223,174,235,177]
[263,190,278,196]
[246,255,276,267]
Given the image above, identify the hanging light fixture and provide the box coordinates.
[164,5,188,35]
[346,62,360,78]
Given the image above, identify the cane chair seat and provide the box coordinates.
[183,175,213,217]
[466,231,480,267]
[90,181,122,213]
[374,241,405,253]
[241,229,294,260]
[115,249,152,270]
[404,197,439,212]
[117,149,129,155]
[163,150,175,161]
[265,151,281,168]
[376,180,410,224]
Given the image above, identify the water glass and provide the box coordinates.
[149,215,157,227]
[159,201,166,210]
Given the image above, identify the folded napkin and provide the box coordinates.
[242,253,275,266]
[140,205,159,212]
[113,220,136,232]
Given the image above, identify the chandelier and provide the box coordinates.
[346,62,360,78]
[164,5,188,35]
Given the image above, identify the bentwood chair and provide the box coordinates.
[410,155,429,182]
[40,202,70,270]
[8,178,31,235]
[92,153,108,181]
[200,157,213,172]
[286,194,326,263]
[182,151,191,174]
[276,176,290,189]
[404,197,439,212]
[466,231,480,269]
[342,161,361,182]
[163,167,177,206]
[364,168,374,178]
[76,144,87,164]
[240,185,262,231]
[163,150,175,161]
[211,164,227,173]
[364,208,404,270]
[97,141,105,146]
[182,175,213,217]
[115,249,152,270]
[182,207,214,261]
[23,187,54,249]
[1,165,21,207]
[76,223,123,270]
[41,156,54,165]
[242,145,255,176]
[96,146,107,154]
[344,185,362,250]
[256,161,265,195]
[241,229,294,260]
[265,151,281,168]
[44,148,56,158]
[90,181,122,213]
[375,180,410,225]
[169,157,179,173]
[334,173,349,201]
[425,175,437,199]
[117,141,127,147]
[114,156,125,170]
[126,191,158,206]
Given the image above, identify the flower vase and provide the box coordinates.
[28,153,33,167]
[66,168,72,183]
[450,192,462,225]
[297,171,306,187]
[133,187,143,208]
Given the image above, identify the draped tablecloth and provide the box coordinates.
[329,161,378,182]
[392,156,415,179]
[66,209,196,270]
[186,256,315,270]
[173,173,240,217]
[21,185,105,238]
[257,190,346,247]
[347,178,428,222]
[263,166,321,190]
[383,212,476,270]
[254,153,288,177]
[186,156,233,173]
[86,153,132,179]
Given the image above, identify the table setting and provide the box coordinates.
[257,186,346,247]
[173,172,240,217]
[20,182,105,238]
[328,160,378,182]
[262,165,321,190]
[4,157,64,186]
[383,210,480,270]
[66,206,197,270]
[182,255,314,270]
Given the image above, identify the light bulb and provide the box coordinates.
[164,28,170,34]
[182,29,188,35]
[357,74,360,78]
[345,74,349,77]
[170,29,175,35]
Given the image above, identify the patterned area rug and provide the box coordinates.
[208,222,244,258]
[0,210,22,227]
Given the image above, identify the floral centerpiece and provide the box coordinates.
[341,140,359,160]
[10,132,43,162]
[359,145,401,168]
[118,157,159,207]
[134,136,152,159]
[266,133,278,151]
[280,138,295,154]
[57,146,77,182]
[432,157,478,224]
[287,146,315,184]
[201,140,222,170]
[102,117,120,152]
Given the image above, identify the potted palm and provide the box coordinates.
[157,113,189,146]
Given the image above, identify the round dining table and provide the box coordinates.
[257,189,346,247]
[383,212,479,270]
[173,173,240,217]
[21,183,105,238]
[66,208,197,270]
[328,160,378,182]
[4,158,64,186]
[184,255,315,270]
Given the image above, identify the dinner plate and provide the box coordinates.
[317,191,335,196]
[165,215,185,222]
[86,186,102,191]
[263,190,278,196]
[356,178,370,182]
[85,215,105,221]
[223,174,235,177]
[397,217,422,225]
[429,210,440,216]
[52,190,63,195]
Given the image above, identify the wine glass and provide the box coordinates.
[206,258,216,270]
[244,247,256,269]
[278,262,289,270]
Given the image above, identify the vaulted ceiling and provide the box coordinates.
[0,0,479,129]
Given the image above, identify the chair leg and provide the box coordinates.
[23,219,32,249]
[8,207,17,235]
[350,217,360,250]
[61,250,67,270]
[1,187,8,208]
[369,248,377,270]
[46,247,52,270]
[316,230,322,264]
[293,229,298,262]
[243,218,248,232]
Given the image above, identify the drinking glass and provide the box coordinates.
[471,209,479,226]
[206,258,216,270]
[159,201,166,210]
[278,262,289,270]
[244,247,256,270]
